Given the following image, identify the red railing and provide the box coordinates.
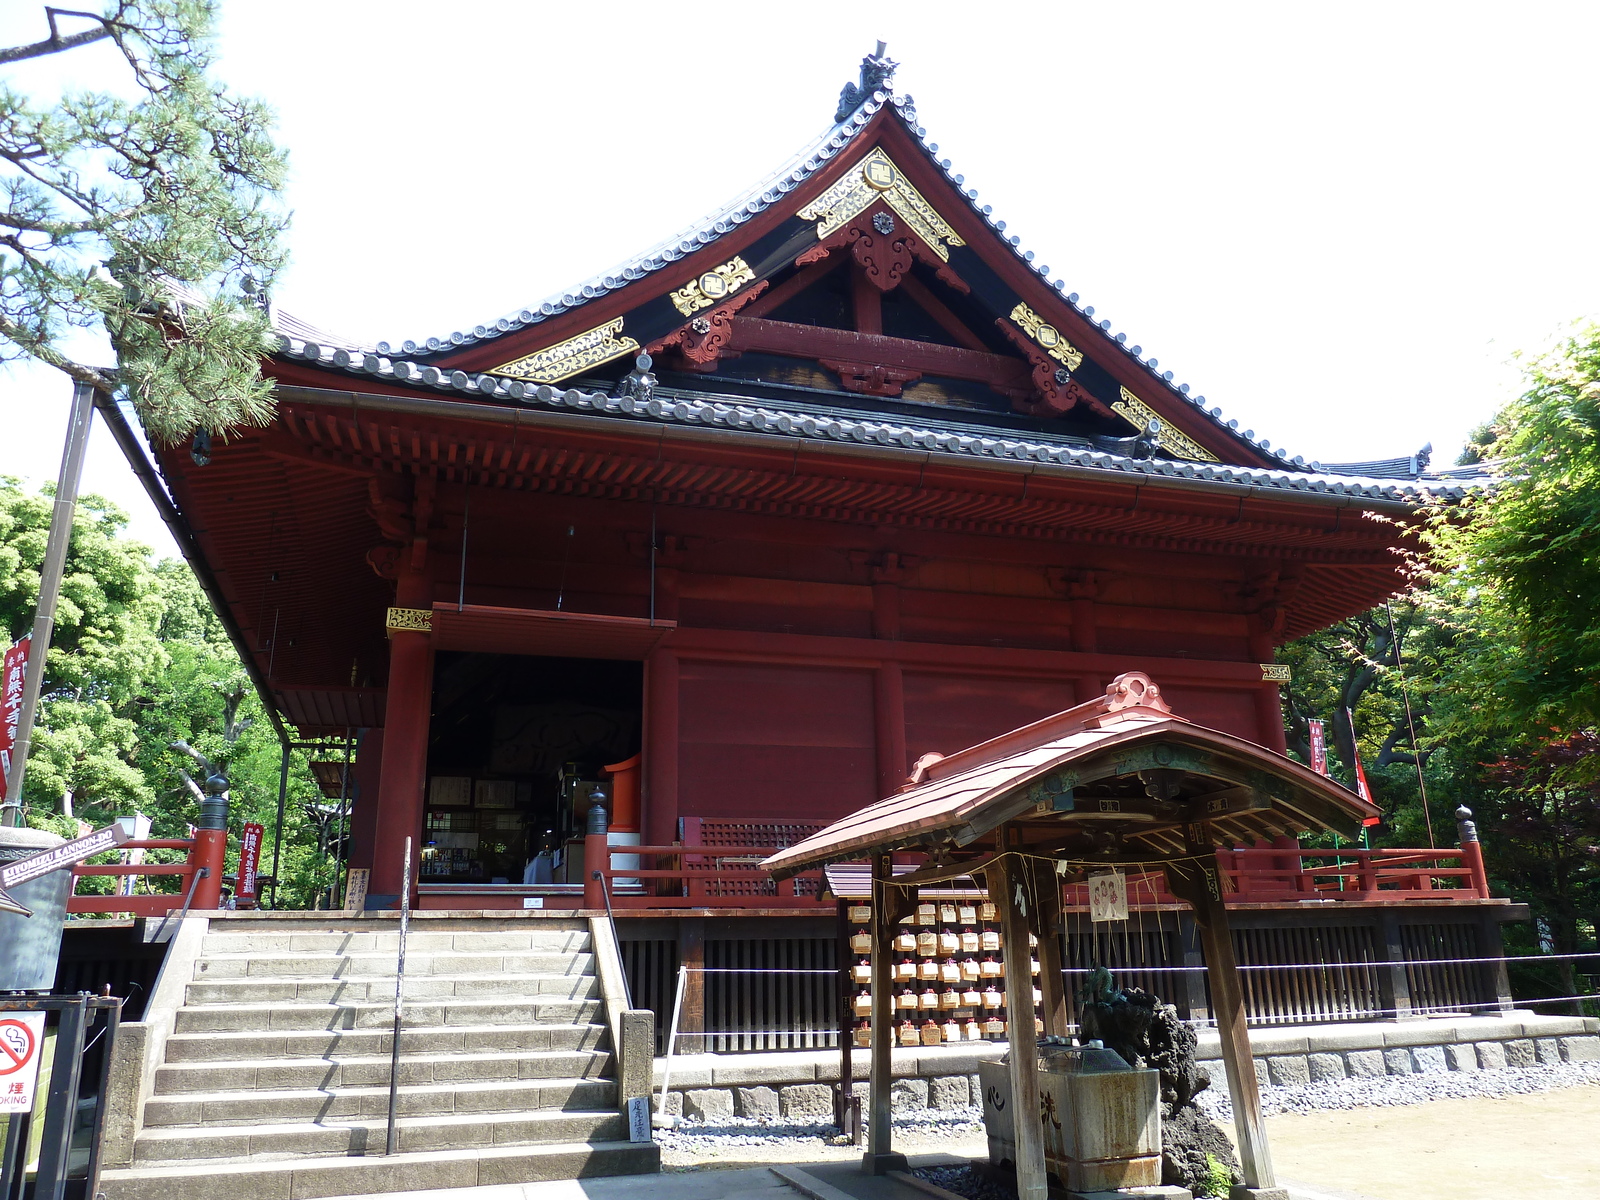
[67,833,228,916]
[588,842,827,909]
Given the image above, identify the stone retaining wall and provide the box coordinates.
[651,1012,1600,1118]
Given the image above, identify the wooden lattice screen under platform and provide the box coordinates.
[679,818,828,899]
[1229,924,1385,1026]
[704,935,839,1052]
[1403,922,1491,1015]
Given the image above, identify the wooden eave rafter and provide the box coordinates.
[263,388,1404,567]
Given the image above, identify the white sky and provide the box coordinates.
[4,1,1600,557]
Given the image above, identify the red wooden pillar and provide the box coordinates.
[372,565,434,906]
[1248,629,1289,755]
[644,648,680,853]
[346,728,384,877]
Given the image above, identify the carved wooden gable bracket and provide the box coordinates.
[645,282,770,373]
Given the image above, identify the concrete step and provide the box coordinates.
[184,974,600,1005]
[201,927,590,956]
[174,996,602,1033]
[130,1108,630,1164]
[100,1140,658,1200]
[156,1047,613,1094]
[162,1024,610,1065]
[142,1076,617,1126]
[192,950,595,980]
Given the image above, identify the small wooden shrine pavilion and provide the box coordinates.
[764,671,1380,1199]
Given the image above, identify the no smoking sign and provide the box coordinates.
[0,1013,47,1113]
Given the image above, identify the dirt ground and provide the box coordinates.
[1261,1083,1600,1200]
[663,1082,1600,1200]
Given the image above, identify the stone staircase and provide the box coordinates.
[100,916,657,1200]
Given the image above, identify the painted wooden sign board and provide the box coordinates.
[1088,871,1128,923]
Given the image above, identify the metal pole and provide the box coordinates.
[385,836,412,1155]
[654,963,686,1124]
[35,995,88,1200]
[269,739,289,909]
[2,381,96,825]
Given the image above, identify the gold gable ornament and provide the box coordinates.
[799,148,965,262]
[1009,302,1083,373]
[489,318,640,385]
[1113,387,1220,464]
[669,257,757,317]
[1260,663,1292,683]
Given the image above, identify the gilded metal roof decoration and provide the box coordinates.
[798,147,965,262]
[1009,302,1083,373]
[488,318,640,385]
[1260,664,1292,682]
[669,257,757,317]
[1114,387,1219,464]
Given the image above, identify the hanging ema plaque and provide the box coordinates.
[1087,871,1129,923]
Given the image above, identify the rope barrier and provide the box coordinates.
[1055,951,1600,974]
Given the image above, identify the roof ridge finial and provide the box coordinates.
[835,40,897,123]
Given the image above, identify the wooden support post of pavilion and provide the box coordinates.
[1030,856,1068,1037]
[863,853,907,1175]
[987,839,1047,1200]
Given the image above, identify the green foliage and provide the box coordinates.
[1199,1152,1233,1198]
[2,477,331,909]
[0,0,287,442]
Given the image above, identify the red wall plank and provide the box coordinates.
[677,661,878,821]
[903,672,1080,765]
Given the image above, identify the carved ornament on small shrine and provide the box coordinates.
[1008,302,1083,373]
[1112,387,1220,464]
[1260,663,1292,682]
[669,256,756,317]
[385,606,433,634]
[489,318,640,385]
[799,148,964,262]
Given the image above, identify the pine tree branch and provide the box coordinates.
[0,9,113,65]
[0,309,112,389]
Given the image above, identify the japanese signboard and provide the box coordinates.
[1,634,30,801]
[1087,871,1129,923]
[0,1012,47,1113]
[0,821,132,915]
[238,822,264,900]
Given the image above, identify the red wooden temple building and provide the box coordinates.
[108,48,1512,1039]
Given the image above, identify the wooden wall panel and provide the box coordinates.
[1159,685,1263,743]
[677,661,878,821]
[903,672,1080,764]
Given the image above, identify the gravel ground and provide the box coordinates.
[1197,1059,1600,1121]
[656,1107,985,1159]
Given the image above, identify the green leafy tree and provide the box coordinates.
[1,0,287,441]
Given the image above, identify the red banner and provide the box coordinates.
[1346,707,1381,825]
[238,822,264,900]
[1308,719,1328,776]
[1,635,30,801]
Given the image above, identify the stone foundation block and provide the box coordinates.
[891,1078,929,1111]
[929,1075,970,1110]
[1504,1039,1536,1067]
[1266,1055,1310,1086]
[1444,1044,1478,1072]
[1383,1048,1414,1075]
[969,1074,982,1104]
[1411,1046,1448,1074]
[1560,1036,1600,1062]
[1346,1050,1385,1079]
[779,1083,835,1120]
[734,1085,779,1119]
[1307,1053,1346,1082]
[652,1090,683,1116]
[1535,1038,1562,1065]
[683,1088,734,1121]
[1475,1041,1507,1070]
[1252,1058,1268,1088]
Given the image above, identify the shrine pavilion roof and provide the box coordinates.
[260,51,1455,484]
[762,671,1382,878]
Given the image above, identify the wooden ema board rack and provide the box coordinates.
[846,896,1043,1047]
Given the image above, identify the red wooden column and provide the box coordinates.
[873,663,906,799]
[1248,626,1289,755]
[371,563,434,906]
[644,648,680,853]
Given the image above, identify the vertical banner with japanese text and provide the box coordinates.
[238,822,264,901]
[1,634,31,800]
